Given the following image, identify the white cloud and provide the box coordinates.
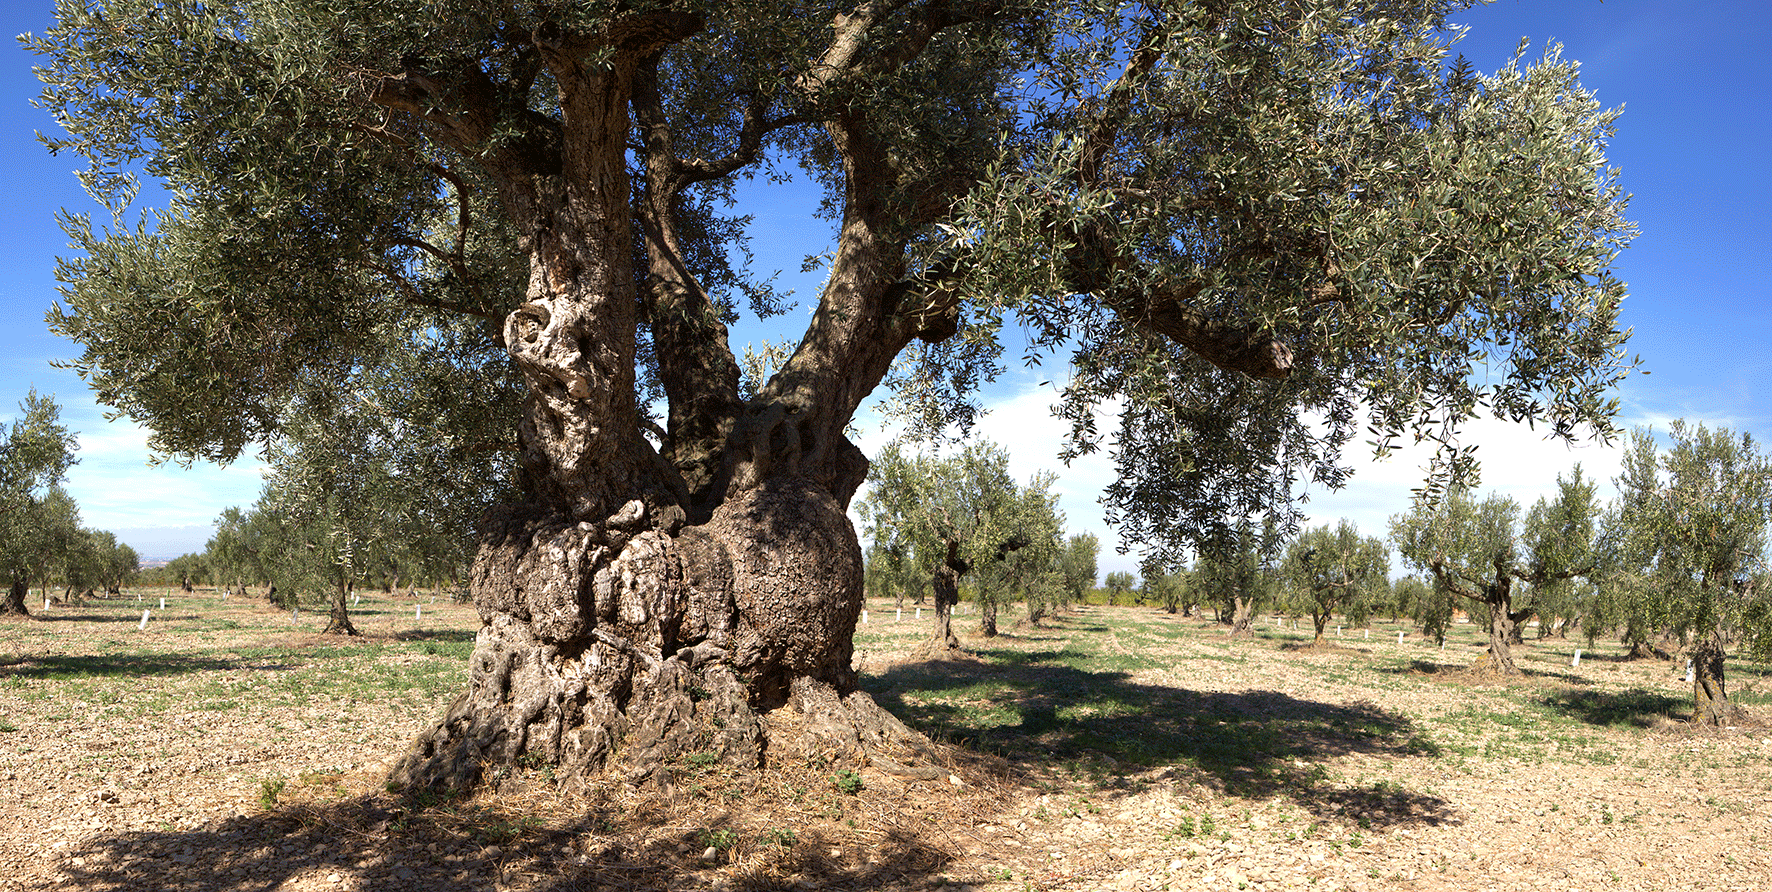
[1297,414,1626,544]
[848,381,1670,581]
[44,399,265,534]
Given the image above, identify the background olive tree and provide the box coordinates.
[1,393,79,615]
[860,441,1063,655]
[1598,424,1772,724]
[1390,469,1597,674]
[1282,520,1389,644]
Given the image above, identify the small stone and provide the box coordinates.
[948,774,963,786]
[700,846,719,865]
[326,874,341,884]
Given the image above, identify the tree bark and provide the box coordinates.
[1227,596,1254,638]
[2,578,29,616]
[912,561,963,660]
[391,479,932,795]
[1479,598,1520,675]
[979,598,998,637]
[1691,630,1732,726]
[323,579,359,636]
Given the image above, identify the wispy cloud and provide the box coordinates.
[43,398,265,533]
[845,380,1728,580]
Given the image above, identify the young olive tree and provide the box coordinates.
[1102,571,1137,607]
[1056,533,1101,612]
[34,0,1636,792]
[1,393,79,616]
[1601,425,1772,725]
[1391,575,1449,643]
[1282,520,1388,644]
[864,539,928,611]
[860,441,1060,654]
[1140,562,1190,615]
[1197,519,1278,636]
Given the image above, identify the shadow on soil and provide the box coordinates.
[57,790,957,892]
[1538,687,1686,728]
[395,628,477,645]
[0,651,298,680]
[864,640,1454,829]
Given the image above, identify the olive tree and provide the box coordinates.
[859,441,1061,654]
[1390,469,1598,674]
[1140,562,1190,615]
[1102,571,1137,607]
[1282,520,1388,644]
[1197,520,1276,636]
[1601,425,1772,725]
[1056,533,1101,611]
[33,0,1635,793]
[1,393,79,616]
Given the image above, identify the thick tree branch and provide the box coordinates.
[1131,285,1295,379]
[631,53,745,510]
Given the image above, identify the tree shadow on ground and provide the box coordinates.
[30,613,145,624]
[1538,688,1686,728]
[863,649,1453,829]
[1383,659,1593,687]
[0,651,297,680]
[394,628,477,644]
[56,784,960,892]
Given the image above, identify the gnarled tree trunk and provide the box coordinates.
[1691,631,1733,726]
[323,579,358,636]
[389,474,931,795]
[2,578,29,616]
[979,597,999,637]
[1482,602,1515,674]
[912,559,963,660]
[1226,596,1255,638]
[388,18,944,796]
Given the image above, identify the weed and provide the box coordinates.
[257,777,285,810]
[758,827,797,848]
[830,768,863,795]
[475,815,542,845]
[698,828,738,851]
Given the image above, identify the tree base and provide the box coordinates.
[907,634,969,663]
[1468,653,1521,676]
[389,658,934,796]
[388,483,932,797]
[323,609,360,636]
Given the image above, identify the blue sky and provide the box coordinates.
[1,1,1765,570]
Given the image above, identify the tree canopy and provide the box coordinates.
[34,0,1634,546]
[1282,519,1388,642]
[1,392,80,614]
